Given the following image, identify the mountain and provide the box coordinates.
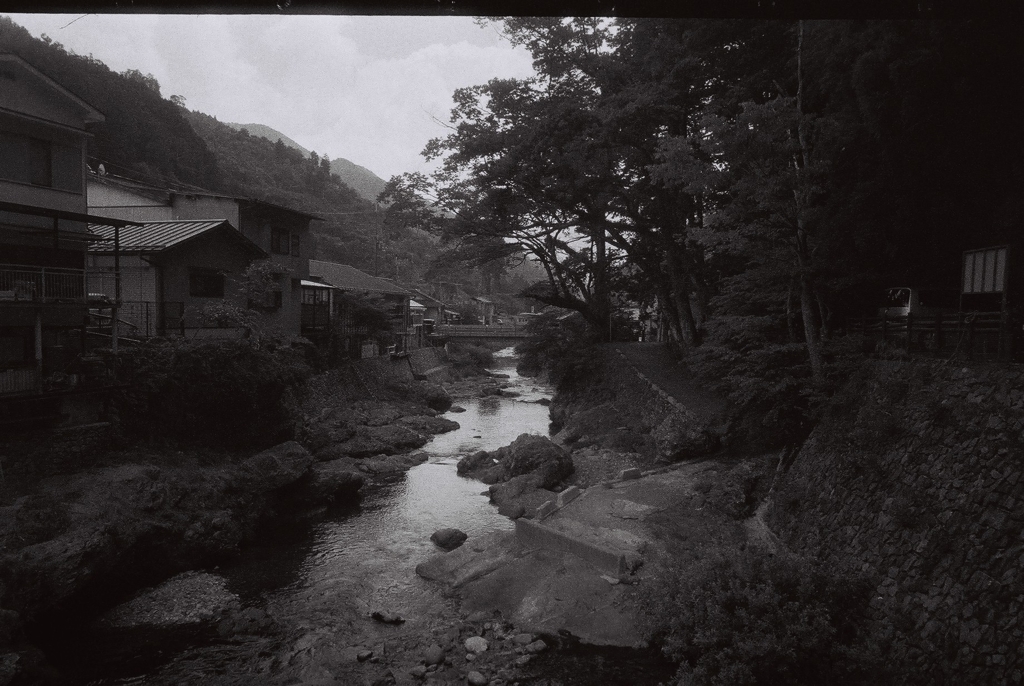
[327,157,388,205]
[225,122,310,157]
[225,122,388,203]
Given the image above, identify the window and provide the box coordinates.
[0,133,52,186]
[189,268,224,298]
[271,227,290,255]
[28,138,52,186]
[290,233,300,257]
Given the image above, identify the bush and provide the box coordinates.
[115,337,311,447]
[445,341,495,378]
[515,311,602,386]
[650,549,891,686]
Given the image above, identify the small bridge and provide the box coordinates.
[433,324,529,341]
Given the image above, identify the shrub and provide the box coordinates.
[515,311,602,386]
[648,549,890,686]
[115,337,311,447]
[445,341,495,378]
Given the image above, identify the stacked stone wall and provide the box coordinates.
[771,359,1024,684]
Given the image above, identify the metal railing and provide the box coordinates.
[848,311,1011,360]
[433,323,529,338]
[87,301,186,338]
[0,263,86,303]
[0,367,41,395]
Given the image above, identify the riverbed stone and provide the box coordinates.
[466,670,488,685]
[464,636,488,654]
[423,643,445,665]
[511,633,534,645]
[524,639,548,654]
[97,571,240,629]
[241,441,314,490]
[431,528,469,551]
[303,462,364,503]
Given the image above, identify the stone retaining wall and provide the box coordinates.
[771,359,1024,685]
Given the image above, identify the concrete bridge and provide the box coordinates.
[432,324,529,341]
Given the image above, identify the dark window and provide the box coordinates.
[52,143,83,192]
[28,138,52,186]
[189,269,224,298]
[0,133,56,187]
[271,290,283,308]
[290,233,300,257]
[271,228,290,255]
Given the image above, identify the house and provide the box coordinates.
[87,171,319,336]
[405,287,446,324]
[1,53,134,409]
[86,220,267,339]
[307,260,412,357]
[471,296,496,325]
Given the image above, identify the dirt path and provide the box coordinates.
[606,342,728,424]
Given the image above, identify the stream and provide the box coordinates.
[40,348,676,685]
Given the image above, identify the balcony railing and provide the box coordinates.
[0,263,87,303]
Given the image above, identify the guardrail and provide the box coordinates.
[0,263,87,303]
[433,324,529,338]
[848,311,1011,360]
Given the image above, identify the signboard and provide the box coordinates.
[962,246,1008,294]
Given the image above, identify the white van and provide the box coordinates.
[878,287,959,318]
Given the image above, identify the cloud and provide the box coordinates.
[5,13,534,180]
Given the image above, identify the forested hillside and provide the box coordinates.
[224,122,389,204]
[0,15,446,281]
[0,16,218,188]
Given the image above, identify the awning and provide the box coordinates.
[0,200,137,235]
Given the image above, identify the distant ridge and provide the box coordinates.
[225,121,387,203]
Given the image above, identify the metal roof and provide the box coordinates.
[87,220,266,256]
[308,260,410,296]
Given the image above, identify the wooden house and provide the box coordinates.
[86,220,267,339]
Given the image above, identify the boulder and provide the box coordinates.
[653,410,719,462]
[397,415,460,435]
[418,382,453,412]
[97,571,240,630]
[430,528,468,551]
[501,434,573,488]
[304,462,364,503]
[327,425,429,458]
[467,671,488,686]
[457,450,498,477]
[464,636,488,654]
[240,441,314,491]
[423,643,445,665]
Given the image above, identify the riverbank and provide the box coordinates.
[0,345,472,685]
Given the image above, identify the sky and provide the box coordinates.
[4,14,537,180]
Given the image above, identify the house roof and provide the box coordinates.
[406,287,445,308]
[0,52,104,125]
[87,219,267,257]
[86,170,323,221]
[308,260,410,296]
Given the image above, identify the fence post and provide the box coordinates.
[967,313,975,360]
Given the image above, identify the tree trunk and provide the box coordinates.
[794,20,824,381]
[662,231,699,347]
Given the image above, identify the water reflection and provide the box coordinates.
[281,348,553,613]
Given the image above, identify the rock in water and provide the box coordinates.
[430,527,468,551]
[97,571,239,629]
[371,610,405,624]
[467,671,488,686]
